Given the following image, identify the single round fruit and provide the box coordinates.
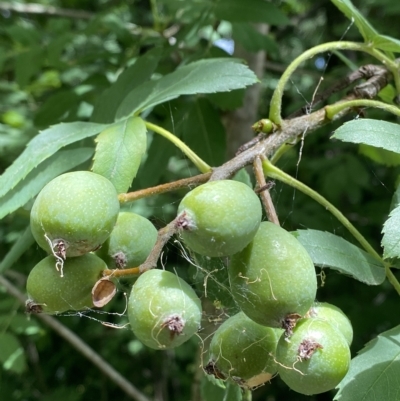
[30,171,120,257]
[128,269,202,350]
[229,221,317,328]
[177,180,262,257]
[276,318,351,395]
[96,212,157,268]
[206,311,281,389]
[308,302,353,346]
[26,253,107,314]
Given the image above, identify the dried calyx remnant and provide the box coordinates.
[161,314,185,339]
[282,313,302,338]
[25,299,44,314]
[298,338,323,360]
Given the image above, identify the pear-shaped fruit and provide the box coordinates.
[30,171,120,258]
[276,318,351,395]
[97,212,157,268]
[229,221,317,328]
[128,269,202,350]
[308,302,353,346]
[177,180,262,257]
[26,253,107,314]
[206,311,281,389]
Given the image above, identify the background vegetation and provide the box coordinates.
[1,0,400,400]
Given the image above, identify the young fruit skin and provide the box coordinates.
[177,180,262,257]
[26,253,107,314]
[276,318,351,395]
[96,212,157,268]
[229,221,317,328]
[128,269,202,350]
[207,311,281,388]
[30,171,120,257]
[308,302,353,346]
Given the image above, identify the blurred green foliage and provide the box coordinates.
[1,0,400,400]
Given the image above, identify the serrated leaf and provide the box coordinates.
[335,325,400,401]
[116,58,258,119]
[330,0,378,42]
[215,0,289,25]
[0,121,109,199]
[0,333,27,374]
[359,144,400,167]
[91,47,162,123]
[332,119,400,154]
[295,230,385,285]
[91,117,146,193]
[0,227,34,274]
[0,148,93,219]
[372,35,400,53]
[382,204,400,259]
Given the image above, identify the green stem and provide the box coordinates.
[262,158,382,262]
[325,99,400,119]
[269,41,399,126]
[149,0,161,31]
[145,121,212,173]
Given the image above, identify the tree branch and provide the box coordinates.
[0,2,93,19]
[209,62,397,181]
[0,275,151,401]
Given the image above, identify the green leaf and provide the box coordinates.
[232,168,253,188]
[214,0,289,25]
[206,89,245,111]
[223,382,242,401]
[294,230,385,285]
[91,47,162,123]
[34,90,80,128]
[116,58,258,119]
[373,35,400,53]
[332,119,400,154]
[330,0,378,42]
[200,375,226,401]
[91,117,147,193]
[0,121,109,199]
[382,204,400,259]
[359,144,400,167]
[0,333,27,374]
[232,23,279,53]
[0,148,93,219]
[334,325,400,401]
[182,98,226,166]
[0,227,34,274]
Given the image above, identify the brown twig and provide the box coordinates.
[253,156,279,225]
[0,275,151,401]
[288,64,390,118]
[210,63,396,181]
[118,172,212,204]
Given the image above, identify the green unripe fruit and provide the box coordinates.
[30,171,120,257]
[177,180,262,257]
[308,302,353,346]
[128,269,202,350]
[206,312,281,389]
[276,318,351,395]
[97,212,157,268]
[229,221,317,328]
[26,253,107,314]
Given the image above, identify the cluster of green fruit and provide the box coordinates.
[26,173,352,396]
[176,180,351,395]
[26,171,158,314]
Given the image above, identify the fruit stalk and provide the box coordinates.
[144,121,212,173]
[253,156,279,225]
